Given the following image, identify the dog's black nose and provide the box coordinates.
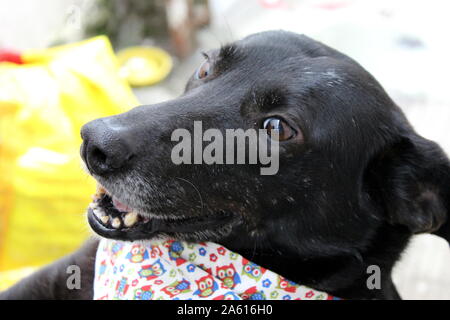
[81,118,134,175]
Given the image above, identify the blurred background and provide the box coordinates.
[0,0,449,299]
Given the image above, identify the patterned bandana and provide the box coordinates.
[93,239,338,300]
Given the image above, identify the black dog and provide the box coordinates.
[1,30,449,300]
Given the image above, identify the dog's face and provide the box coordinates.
[81,31,449,258]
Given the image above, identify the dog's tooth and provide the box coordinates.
[100,215,110,225]
[96,184,106,195]
[92,185,106,200]
[93,208,103,217]
[111,217,122,229]
[124,212,138,227]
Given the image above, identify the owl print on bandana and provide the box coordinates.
[138,259,166,280]
[193,275,219,298]
[241,258,266,281]
[133,285,154,300]
[94,239,338,300]
[216,263,241,289]
[126,244,149,263]
[162,280,192,298]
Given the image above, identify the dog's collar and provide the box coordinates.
[93,239,338,300]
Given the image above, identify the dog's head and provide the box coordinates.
[81,31,449,255]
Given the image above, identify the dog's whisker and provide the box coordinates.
[174,176,204,215]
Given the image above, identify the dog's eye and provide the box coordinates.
[263,117,295,141]
[195,59,211,80]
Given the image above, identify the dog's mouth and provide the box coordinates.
[87,185,236,241]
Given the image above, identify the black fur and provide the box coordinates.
[1,31,449,300]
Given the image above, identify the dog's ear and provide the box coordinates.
[366,133,450,242]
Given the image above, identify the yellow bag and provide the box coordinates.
[0,36,138,287]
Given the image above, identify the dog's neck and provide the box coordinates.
[220,223,410,300]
